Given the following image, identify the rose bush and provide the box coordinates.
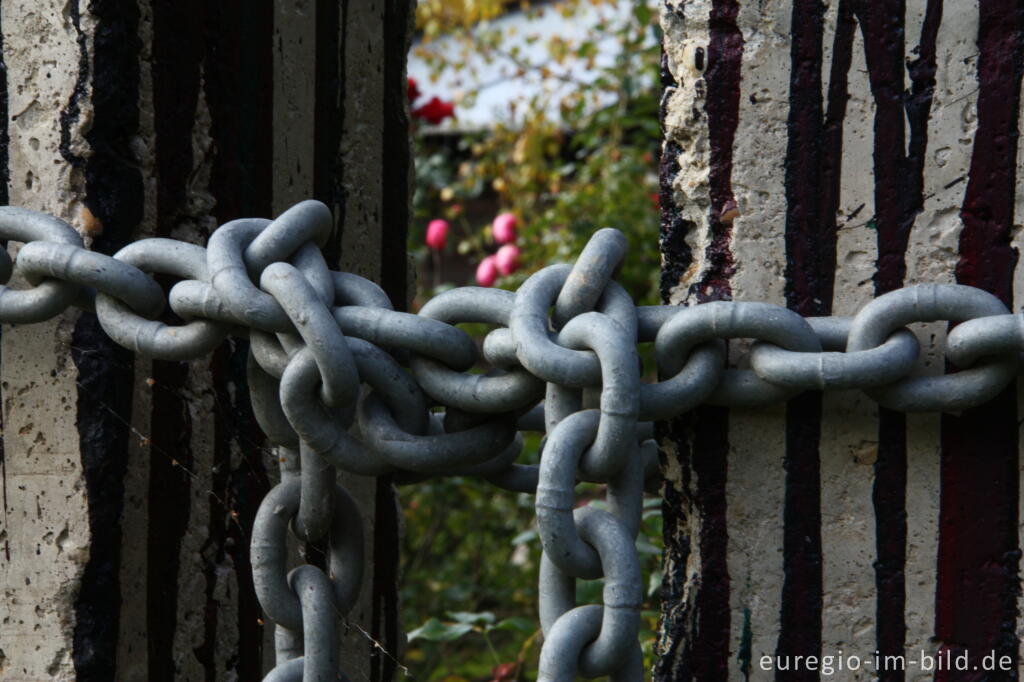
[404,2,663,679]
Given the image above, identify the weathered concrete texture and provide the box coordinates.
[0,2,92,679]
[658,0,1017,679]
[0,1,412,680]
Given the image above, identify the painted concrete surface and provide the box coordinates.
[1,2,92,678]
[658,0,1020,679]
[0,1,411,680]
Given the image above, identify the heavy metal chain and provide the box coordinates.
[1,201,1021,681]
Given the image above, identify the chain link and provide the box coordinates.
[1,200,1021,680]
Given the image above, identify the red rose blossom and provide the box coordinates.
[413,96,455,125]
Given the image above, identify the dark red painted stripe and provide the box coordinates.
[686,4,742,680]
[656,3,741,679]
[691,0,741,303]
[201,2,275,678]
[780,1,832,676]
[783,0,828,315]
[937,1,1023,678]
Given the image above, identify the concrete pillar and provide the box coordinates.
[657,1,1023,679]
[0,1,412,680]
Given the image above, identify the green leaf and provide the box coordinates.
[636,538,662,555]
[648,570,662,597]
[495,616,536,634]
[448,610,495,625]
[407,618,475,642]
[510,528,537,545]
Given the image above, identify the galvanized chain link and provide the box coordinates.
[1,201,1022,681]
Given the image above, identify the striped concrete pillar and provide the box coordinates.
[657,1,1022,679]
[0,1,411,680]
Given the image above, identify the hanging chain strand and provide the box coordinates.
[1,201,1021,681]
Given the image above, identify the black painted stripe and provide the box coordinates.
[315,0,344,265]
[937,0,1023,677]
[658,139,695,301]
[853,6,912,682]
[371,476,401,682]
[58,1,90,173]
[0,0,10,570]
[70,0,143,678]
[655,4,740,676]
[854,1,943,676]
[780,1,831,675]
[372,4,414,680]
[691,405,731,680]
[150,1,204,678]
[872,410,906,682]
[201,1,275,678]
[654,59,695,675]
[653,416,698,682]
[820,0,855,299]
[655,24,697,679]
[380,0,414,310]
[0,6,8,207]
[205,341,269,682]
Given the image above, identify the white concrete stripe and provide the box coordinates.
[819,7,877,672]
[726,405,788,679]
[0,1,93,677]
[727,2,790,677]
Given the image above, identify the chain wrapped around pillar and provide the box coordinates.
[1,201,1022,680]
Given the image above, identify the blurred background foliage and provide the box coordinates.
[401,1,663,679]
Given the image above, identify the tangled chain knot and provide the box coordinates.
[0,200,1021,680]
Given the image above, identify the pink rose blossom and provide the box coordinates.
[475,255,498,287]
[425,219,448,250]
[494,244,520,276]
[492,212,517,244]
